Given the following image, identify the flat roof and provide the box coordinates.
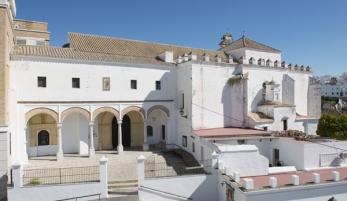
[240,167,347,190]
[193,127,272,138]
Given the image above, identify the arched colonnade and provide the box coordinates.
[24,105,170,161]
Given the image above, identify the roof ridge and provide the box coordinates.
[68,32,224,53]
[244,36,281,52]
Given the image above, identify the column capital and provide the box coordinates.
[89,122,94,126]
[23,125,27,130]
[118,120,123,124]
[57,123,63,128]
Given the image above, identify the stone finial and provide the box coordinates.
[300,65,305,71]
[202,53,210,62]
[233,172,240,182]
[332,171,340,181]
[306,66,312,72]
[291,175,299,185]
[312,173,320,183]
[224,166,231,175]
[269,177,277,188]
[242,179,254,190]
[258,58,262,65]
[218,161,224,170]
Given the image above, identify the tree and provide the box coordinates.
[317,114,347,140]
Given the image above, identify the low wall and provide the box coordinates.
[137,152,219,201]
[8,157,108,201]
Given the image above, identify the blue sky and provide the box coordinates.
[15,0,347,76]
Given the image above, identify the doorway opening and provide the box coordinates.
[112,115,131,148]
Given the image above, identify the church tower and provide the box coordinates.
[219,32,233,48]
[0,0,16,200]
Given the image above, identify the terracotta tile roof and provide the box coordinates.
[11,45,175,66]
[219,36,281,53]
[240,167,347,190]
[193,127,272,138]
[68,33,228,63]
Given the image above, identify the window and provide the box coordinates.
[38,77,46,87]
[38,130,49,146]
[332,93,334,95]
[147,126,153,137]
[131,80,137,89]
[182,136,187,147]
[156,81,161,90]
[72,78,80,88]
[17,39,26,45]
[192,142,195,152]
[283,120,288,131]
[162,125,165,140]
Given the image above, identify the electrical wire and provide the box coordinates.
[191,102,347,152]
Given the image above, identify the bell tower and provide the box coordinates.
[219,32,233,48]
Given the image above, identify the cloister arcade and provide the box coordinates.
[24,105,171,161]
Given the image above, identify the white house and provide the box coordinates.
[0,1,332,200]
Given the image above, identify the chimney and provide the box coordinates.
[158,51,173,63]
[202,53,210,62]
[176,55,183,64]
[266,59,272,67]
[188,51,197,61]
[182,53,189,62]
[274,60,279,67]
[249,57,255,64]
[288,63,293,70]
[226,55,233,64]
[281,61,288,68]
[239,56,248,64]
[215,54,221,63]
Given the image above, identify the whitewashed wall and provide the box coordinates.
[234,182,347,201]
[218,145,269,177]
[10,58,177,102]
[245,49,281,63]
[191,61,242,129]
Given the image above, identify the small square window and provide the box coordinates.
[72,78,80,88]
[38,77,46,87]
[131,80,137,89]
[156,81,161,90]
[182,136,187,147]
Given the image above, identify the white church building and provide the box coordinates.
[7,31,322,165]
[7,1,347,201]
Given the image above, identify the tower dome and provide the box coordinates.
[219,32,233,48]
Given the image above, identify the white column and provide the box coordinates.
[143,119,149,151]
[12,163,23,189]
[23,125,28,164]
[89,122,95,157]
[56,123,63,161]
[117,120,123,154]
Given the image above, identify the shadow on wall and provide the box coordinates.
[0,174,8,199]
[222,67,243,127]
[250,88,263,113]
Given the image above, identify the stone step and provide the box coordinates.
[108,180,138,184]
[108,187,138,196]
[108,182,138,189]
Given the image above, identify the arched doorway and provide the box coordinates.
[38,130,49,146]
[112,115,131,148]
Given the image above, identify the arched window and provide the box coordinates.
[147,126,153,137]
[38,130,49,146]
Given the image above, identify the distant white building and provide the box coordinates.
[315,73,347,98]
